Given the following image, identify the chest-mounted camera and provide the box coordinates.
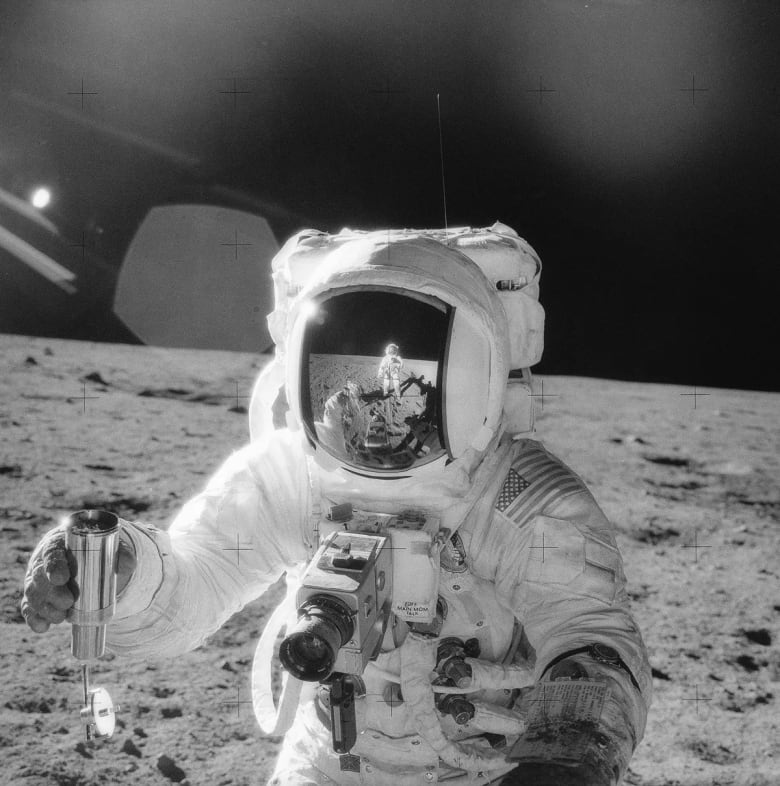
[279,509,446,682]
[279,531,393,682]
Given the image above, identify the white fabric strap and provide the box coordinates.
[251,573,303,736]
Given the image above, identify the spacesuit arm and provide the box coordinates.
[515,501,651,715]
[466,485,651,784]
[105,430,311,658]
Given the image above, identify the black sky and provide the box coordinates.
[0,1,778,390]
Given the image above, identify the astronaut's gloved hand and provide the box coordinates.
[505,648,646,786]
[501,760,614,785]
[21,525,137,633]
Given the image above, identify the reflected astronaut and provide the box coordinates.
[378,344,403,398]
[318,382,363,460]
[22,223,651,785]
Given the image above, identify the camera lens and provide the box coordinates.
[279,595,354,681]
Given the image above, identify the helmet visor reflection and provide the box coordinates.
[300,288,451,473]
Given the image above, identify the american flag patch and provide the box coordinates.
[496,468,531,511]
[496,444,584,521]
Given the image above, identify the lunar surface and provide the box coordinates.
[308,354,441,469]
[1,333,778,785]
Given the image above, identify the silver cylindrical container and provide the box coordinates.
[64,509,120,661]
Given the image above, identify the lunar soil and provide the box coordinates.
[1,334,778,785]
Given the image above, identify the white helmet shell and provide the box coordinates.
[249,224,544,481]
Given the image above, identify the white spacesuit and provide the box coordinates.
[378,344,403,398]
[26,223,651,785]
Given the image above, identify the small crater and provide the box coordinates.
[160,706,183,718]
[651,667,671,681]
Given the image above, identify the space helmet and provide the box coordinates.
[250,224,545,481]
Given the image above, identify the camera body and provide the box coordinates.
[299,531,392,677]
[280,510,443,682]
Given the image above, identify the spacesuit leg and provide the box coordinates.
[267,700,363,786]
[267,731,331,786]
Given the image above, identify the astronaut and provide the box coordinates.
[318,383,361,460]
[378,344,403,398]
[22,223,651,785]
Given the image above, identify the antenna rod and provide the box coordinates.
[436,93,448,238]
[82,663,89,706]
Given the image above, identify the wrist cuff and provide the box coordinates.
[113,522,166,619]
[540,643,642,694]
